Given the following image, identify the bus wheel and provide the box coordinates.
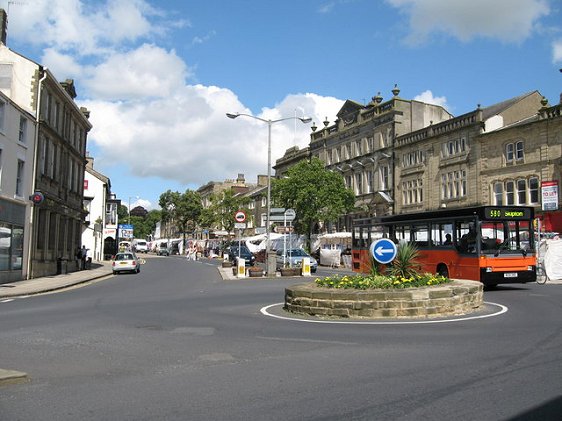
[437,265,449,278]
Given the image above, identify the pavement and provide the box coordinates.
[1,257,559,385]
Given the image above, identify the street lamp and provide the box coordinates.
[226,112,312,273]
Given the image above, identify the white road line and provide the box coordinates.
[1,299,14,303]
[260,302,508,325]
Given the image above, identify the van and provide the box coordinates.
[157,242,169,256]
[133,239,148,253]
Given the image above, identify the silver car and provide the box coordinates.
[276,248,318,273]
[112,252,141,274]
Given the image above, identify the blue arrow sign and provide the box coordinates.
[369,238,397,264]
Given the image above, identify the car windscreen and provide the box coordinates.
[287,249,307,256]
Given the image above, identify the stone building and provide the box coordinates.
[302,85,452,230]
[394,91,545,213]
[0,10,92,277]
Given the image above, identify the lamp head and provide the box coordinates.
[226,113,239,119]
[300,117,312,124]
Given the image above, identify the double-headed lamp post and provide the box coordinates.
[226,112,312,273]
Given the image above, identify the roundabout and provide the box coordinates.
[261,301,508,324]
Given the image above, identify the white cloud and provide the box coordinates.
[4,0,180,56]
[553,40,562,63]
[387,0,550,44]
[84,44,192,100]
[41,48,84,80]
[413,90,448,109]
[82,87,342,189]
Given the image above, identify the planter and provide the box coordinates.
[280,267,301,277]
[248,270,264,278]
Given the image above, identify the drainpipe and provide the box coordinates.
[26,67,47,280]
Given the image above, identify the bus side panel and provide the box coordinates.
[416,250,481,281]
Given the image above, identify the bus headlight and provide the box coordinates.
[528,266,533,271]
[486,267,493,272]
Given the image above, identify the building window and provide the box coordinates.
[443,137,466,158]
[493,177,538,205]
[529,177,539,203]
[261,197,267,207]
[506,141,524,163]
[0,100,5,132]
[402,178,423,205]
[355,172,362,195]
[345,175,352,189]
[515,141,524,161]
[506,180,515,205]
[18,116,27,144]
[367,136,374,152]
[16,160,24,197]
[367,171,374,194]
[441,170,467,200]
[380,165,389,190]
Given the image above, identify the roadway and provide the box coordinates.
[1,254,561,420]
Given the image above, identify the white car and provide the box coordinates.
[112,252,141,274]
[133,239,148,253]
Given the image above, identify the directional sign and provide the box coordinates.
[269,215,291,222]
[234,210,246,223]
[270,208,286,213]
[369,238,397,264]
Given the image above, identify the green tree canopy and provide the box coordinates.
[131,209,161,239]
[272,157,355,250]
[208,189,251,235]
[159,189,203,241]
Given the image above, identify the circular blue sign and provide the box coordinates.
[369,238,397,264]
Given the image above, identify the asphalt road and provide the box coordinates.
[1,255,561,420]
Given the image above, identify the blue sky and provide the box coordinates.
[1,0,561,210]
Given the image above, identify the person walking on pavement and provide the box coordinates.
[80,245,88,270]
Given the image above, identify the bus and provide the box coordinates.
[351,206,537,286]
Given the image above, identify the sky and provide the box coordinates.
[1,0,560,211]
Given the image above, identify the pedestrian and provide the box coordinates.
[80,245,88,270]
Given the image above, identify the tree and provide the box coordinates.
[159,189,203,242]
[131,209,161,239]
[117,204,129,223]
[272,157,355,250]
[208,189,250,235]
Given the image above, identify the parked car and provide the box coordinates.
[276,248,318,272]
[112,252,141,274]
[227,244,256,266]
[157,243,169,256]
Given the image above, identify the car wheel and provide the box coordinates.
[113,270,118,275]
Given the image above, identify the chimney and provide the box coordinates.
[0,9,7,45]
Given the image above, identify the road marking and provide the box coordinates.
[260,302,508,325]
[1,299,14,303]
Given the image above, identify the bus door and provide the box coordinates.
[452,220,481,280]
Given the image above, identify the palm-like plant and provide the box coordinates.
[388,242,422,279]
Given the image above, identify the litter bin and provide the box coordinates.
[56,258,67,275]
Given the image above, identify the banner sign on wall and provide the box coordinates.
[541,180,559,211]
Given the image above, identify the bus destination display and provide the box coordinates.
[484,207,532,220]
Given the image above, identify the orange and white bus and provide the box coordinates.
[351,206,537,287]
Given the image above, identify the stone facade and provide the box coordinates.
[285,280,484,319]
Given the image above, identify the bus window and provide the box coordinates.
[431,223,453,246]
[456,221,477,253]
[393,225,411,244]
[412,224,429,247]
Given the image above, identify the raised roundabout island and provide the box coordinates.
[284,279,484,319]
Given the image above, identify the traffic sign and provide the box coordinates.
[270,208,285,213]
[369,238,397,264]
[234,222,246,229]
[269,215,291,221]
[29,191,44,205]
[234,210,246,223]
[284,208,296,221]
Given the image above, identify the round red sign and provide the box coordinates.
[234,210,246,223]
